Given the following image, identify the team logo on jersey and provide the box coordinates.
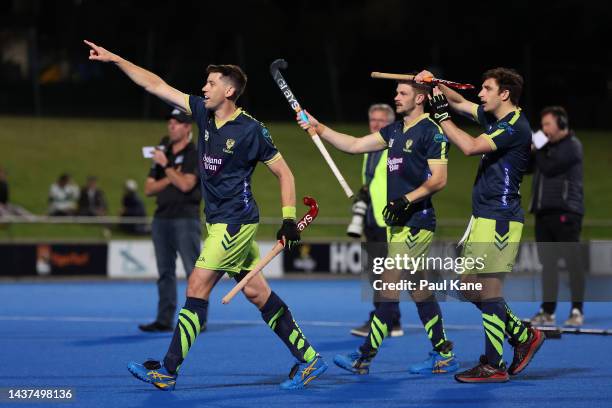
[262,127,274,142]
[403,139,413,153]
[497,121,515,134]
[223,138,235,154]
[204,130,210,142]
[434,133,448,143]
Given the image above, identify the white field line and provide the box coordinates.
[0,315,481,330]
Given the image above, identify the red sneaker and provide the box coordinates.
[508,327,545,375]
[454,355,509,383]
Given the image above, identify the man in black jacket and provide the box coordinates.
[139,109,204,333]
[529,106,585,327]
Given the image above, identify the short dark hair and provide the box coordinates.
[206,64,247,101]
[541,105,569,129]
[540,105,567,119]
[398,71,432,96]
[482,67,524,105]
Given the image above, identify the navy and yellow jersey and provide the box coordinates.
[469,104,532,222]
[185,94,281,224]
[376,113,450,231]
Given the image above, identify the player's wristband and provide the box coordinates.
[282,206,296,220]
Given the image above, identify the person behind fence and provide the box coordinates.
[138,108,204,333]
[349,103,404,338]
[528,106,585,327]
[77,176,108,216]
[48,173,79,216]
[0,166,31,217]
[119,179,148,235]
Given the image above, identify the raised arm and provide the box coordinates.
[428,87,494,156]
[84,40,187,111]
[296,111,386,154]
[415,70,479,120]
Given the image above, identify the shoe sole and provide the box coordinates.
[509,329,545,376]
[350,329,369,337]
[127,364,175,391]
[454,374,510,383]
[333,357,369,375]
[280,362,328,390]
[351,330,404,338]
[410,362,460,375]
[390,329,404,337]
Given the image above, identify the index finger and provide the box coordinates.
[83,40,97,49]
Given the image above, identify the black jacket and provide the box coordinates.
[528,132,584,216]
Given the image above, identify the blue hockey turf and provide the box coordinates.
[1,279,610,407]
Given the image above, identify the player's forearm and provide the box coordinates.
[317,126,362,154]
[278,170,296,209]
[144,178,171,196]
[164,169,197,193]
[440,121,480,156]
[405,175,447,203]
[438,84,465,107]
[113,57,167,96]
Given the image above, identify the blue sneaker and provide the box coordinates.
[280,354,328,390]
[333,350,376,375]
[127,360,177,391]
[409,350,459,374]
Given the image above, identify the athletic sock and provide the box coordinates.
[480,297,507,368]
[504,302,529,344]
[359,302,398,355]
[416,296,450,356]
[163,297,208,373]
[260,291,316,363]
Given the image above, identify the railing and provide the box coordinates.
[2,215,612,227]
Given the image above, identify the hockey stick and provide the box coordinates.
[221,197,319,304]
[521,320,612,339]
[270,59,354,199]
[371,72,475,90]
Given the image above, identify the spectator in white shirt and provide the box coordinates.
[48,173,79,216]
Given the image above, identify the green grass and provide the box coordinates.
[1,116,611,240]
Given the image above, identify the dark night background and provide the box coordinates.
[0,0,610,128]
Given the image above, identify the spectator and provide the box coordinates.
[0,166,31,217]
[48,173,79,216]
[119,179,148,234]
[77,176,108,216]
[0,166,8,207]
[138,108,203,333]
[529,106,585,327]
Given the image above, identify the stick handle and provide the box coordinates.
[297,110,353,198]
[371,72,417,81]
[221,242,284,304]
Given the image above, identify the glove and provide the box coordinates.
[428,93,451,124]
[382,196,411,225]
[276,219,301,250]
[355,185,370,204]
